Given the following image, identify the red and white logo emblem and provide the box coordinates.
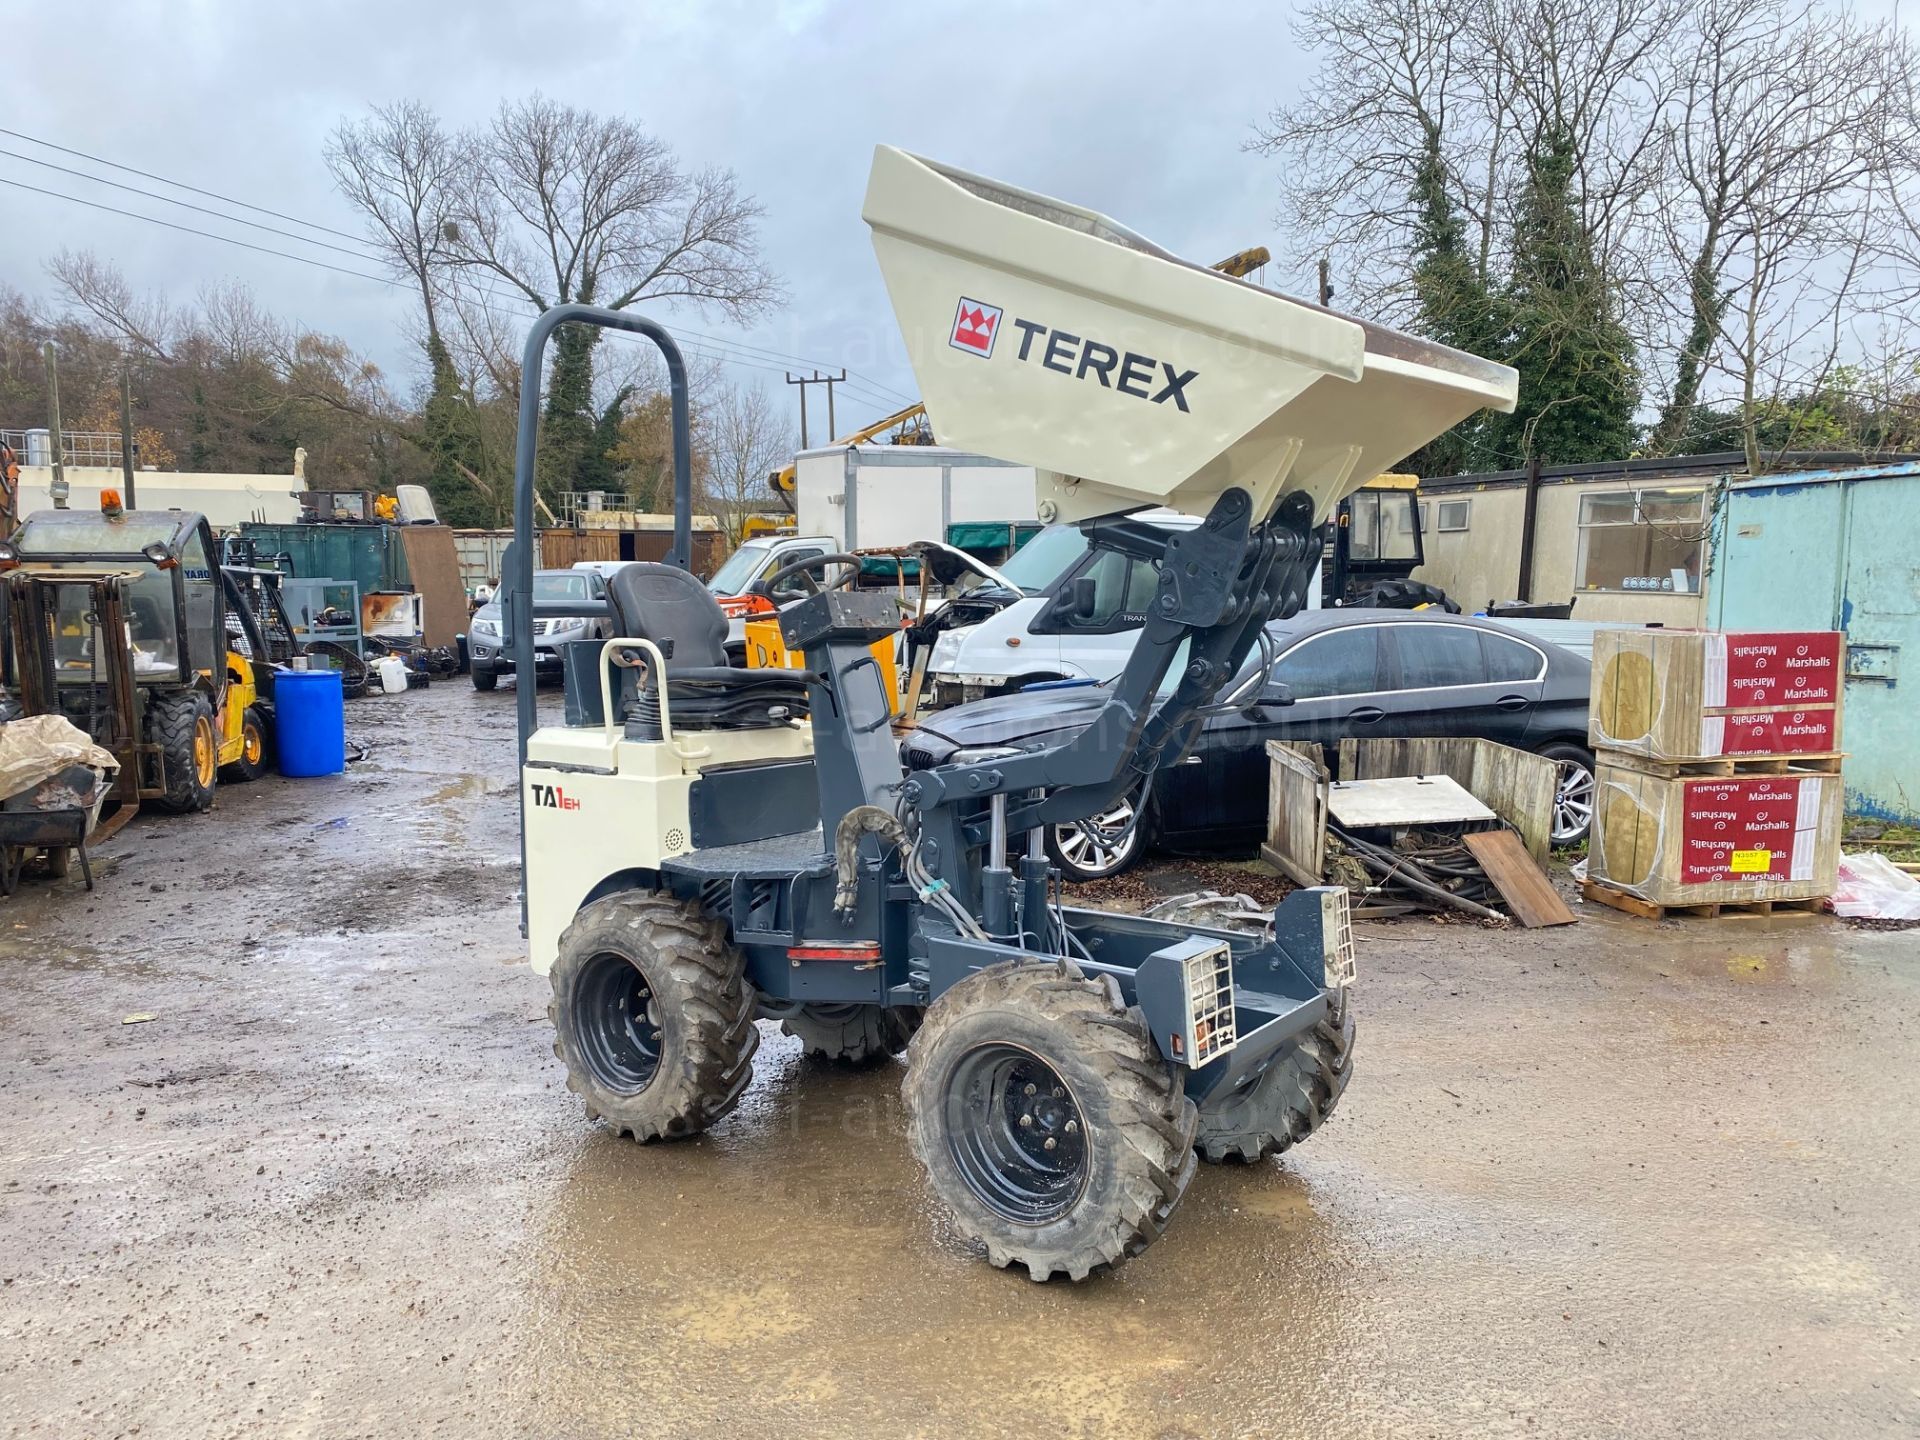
[949,297,1002,358]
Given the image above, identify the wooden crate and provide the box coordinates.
[1587,760,1840,907]
[1337,736,1558,861]
[1589,628,1844,761]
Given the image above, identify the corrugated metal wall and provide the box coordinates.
[1710,466,1920,823]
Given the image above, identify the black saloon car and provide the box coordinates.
[902,609,1596,879]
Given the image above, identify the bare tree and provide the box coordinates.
[45,249,180,361]
[1649,0,1914,457]
[700,383,793,540]
[325,101,462,350]
[444,95,779,320]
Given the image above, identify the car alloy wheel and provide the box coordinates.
[1048,790,1145,880]
[1551,757,1596,846]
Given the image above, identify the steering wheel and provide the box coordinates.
[749,552,863,599]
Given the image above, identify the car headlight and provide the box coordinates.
[950,745,1025,765]
[929,627,974,673]
[472,618,499,638]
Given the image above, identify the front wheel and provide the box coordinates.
[1537,742,1596,847]
[548,891,758,1141]
[1045,785,1150,882]
[471,665,499,692]
[902,959,1198,1282]
[148,692,217,814]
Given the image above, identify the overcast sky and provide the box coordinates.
[3,0,1310,429]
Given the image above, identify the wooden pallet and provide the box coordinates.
[1594,749,1844,780]
[1580,879,1828,921]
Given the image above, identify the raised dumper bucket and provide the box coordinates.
[863,147,1518,525]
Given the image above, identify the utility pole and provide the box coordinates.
[119,369,138,509]
[785,370,848,448]
[43,343,68,509]
[1317,257,1333,308]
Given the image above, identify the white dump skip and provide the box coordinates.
[864,147,1518,525]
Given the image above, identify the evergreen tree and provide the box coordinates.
[1497,128,1640,465]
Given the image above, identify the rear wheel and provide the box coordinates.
[1045,785,1149,882]
[1537,742,1596,846]
[781,1002,920,1065]
[549,891,758,1141]
[902,959,1197,1281]
[1196,986,1355,1163]
[148,692,217,814]
[220,705,269,782]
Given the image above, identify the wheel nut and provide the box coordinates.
[1023,1083,1037,1096]
[1043,1137,1058,1151]
[1064,1120,1078,1134]
[1051,1087,1064,1099]
[1019,1114,1033,1127]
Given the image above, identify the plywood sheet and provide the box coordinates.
[1462,829,1576,927]
[1327,775,1495,828]
[395,525,471,649]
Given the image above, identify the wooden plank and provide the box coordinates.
[1581,877,1664,919]
[1464,829,1577,927]
[394,525,471,649]
[1263,740,1328,887]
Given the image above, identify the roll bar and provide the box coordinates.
[511,303,695,930]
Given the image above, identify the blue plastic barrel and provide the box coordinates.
[274,670,346,776]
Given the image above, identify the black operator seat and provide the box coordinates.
[604,563,809,734]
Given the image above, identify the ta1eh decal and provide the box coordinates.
[530,782,580,811]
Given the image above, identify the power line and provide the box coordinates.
[0,147,393,267]
[0,125,368,244]
[6,140,920,411]
[0,175,404,286]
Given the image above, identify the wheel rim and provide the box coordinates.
[193,716,216,787]
[243,721,263,766]
[1552,760,1595,844]
[944,1044,1089,1225]
[573,952,665,1093]
[1051,793,1140,877]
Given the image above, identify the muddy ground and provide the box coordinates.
[1,680,1916,1439]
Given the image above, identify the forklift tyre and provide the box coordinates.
[781,1003,921,1065]
[149,692,218,814]
[471,665,499,692]
[220,706,270,783]
[902,959,1198,1282]
[1194,985,1354,1163]
[549,890,759,1142]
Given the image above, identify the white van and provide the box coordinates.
[924,512,1201,706]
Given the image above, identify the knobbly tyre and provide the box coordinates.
[509,148,1519,1280]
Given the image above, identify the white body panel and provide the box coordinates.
[523,722,814,974]
[863,146,1517,526]
[791,444,1038,551]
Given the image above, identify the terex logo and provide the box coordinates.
[949,294,1200,412]
[530,782,580,812]
[949,298,1002,357]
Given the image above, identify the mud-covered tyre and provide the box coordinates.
[1195,985,1355,1164]
[781,1002,921,1065]
[549,890,758,1142]
[220,705,269,783]
[470,665,498,692]
[902,959,1198,1282]
[148,691,217,814]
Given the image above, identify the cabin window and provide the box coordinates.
[1577,487,1707,593]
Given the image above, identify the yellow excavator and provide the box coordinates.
[766,249,1273,513]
